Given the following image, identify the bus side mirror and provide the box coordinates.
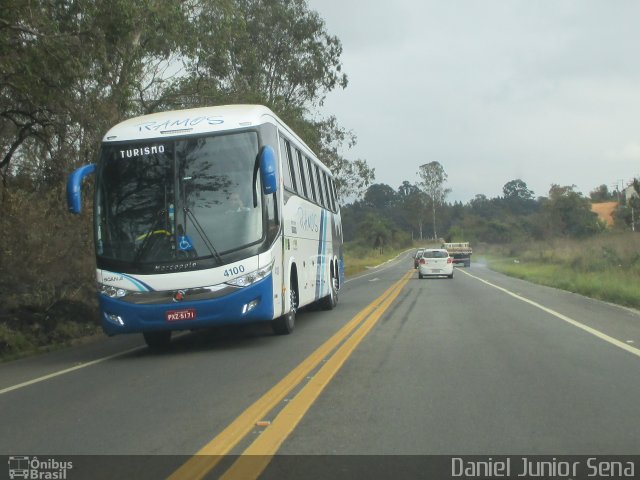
[259,145,278,195]
[67,164,96,214]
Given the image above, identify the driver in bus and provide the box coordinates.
[228,192,250,212]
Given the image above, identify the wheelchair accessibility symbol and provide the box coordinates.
[178,235,194,251]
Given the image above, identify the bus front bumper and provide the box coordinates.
[98,276,274,335]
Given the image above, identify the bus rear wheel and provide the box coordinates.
[143,330,172,349]
[319,273,338,310]
[273,285,297,335]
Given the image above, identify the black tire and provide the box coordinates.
[418,273,424,279]
[448,272,454,279]
[319,271,338,310]
[273,283,297,335]
[465,260,471,268]
[143,330,171,349]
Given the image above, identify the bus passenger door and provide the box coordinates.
[271,239,285,319]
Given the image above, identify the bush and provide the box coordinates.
[481,232,640,309]
[0,184,100,359]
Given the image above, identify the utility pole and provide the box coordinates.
[610,183,620,203]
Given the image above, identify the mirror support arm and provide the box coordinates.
[67,164,96,214]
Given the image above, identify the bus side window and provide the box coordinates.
[296,150,309,199]
[306,157,317,203]
[314,164,325,208]
[279,136,295,191]
[329,176,336,211]
[290,147,302,194]
[322,172,333,211]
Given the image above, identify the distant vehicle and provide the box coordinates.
[66,104,344,348]
[414,248,425,268]
[418,249,454,279]
[442,242,472,267]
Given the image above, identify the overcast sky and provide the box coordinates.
[306,0,640,203]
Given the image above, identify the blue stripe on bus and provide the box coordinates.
[315,210,328,300]
[123,274,154,292]
[104,271,154,292]
[322,211,329,296]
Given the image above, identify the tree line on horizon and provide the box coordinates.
[342,175,640,252]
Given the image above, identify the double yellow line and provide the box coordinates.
[169,269,413,480]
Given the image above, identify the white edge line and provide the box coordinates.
[459,269,640,358]
[0,345,146,395]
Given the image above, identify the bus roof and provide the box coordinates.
[103,104,286,142]
[101,104,332,175]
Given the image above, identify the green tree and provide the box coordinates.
[589,184,616,202]
[1,0,190,189]
[468,194,493,218]
[0,0,373,202]
[542,184,602,238]
[357,213,393,253]
[364,183,397,210]
[447,225,466,242]
[175,0,347,110]
[398,180,420,198]
[313,117,374,201]
[502,179,537,215]
[392,181,426,240]
[166,0,373,200]
[503,179,534,200]
[417,162,450,239]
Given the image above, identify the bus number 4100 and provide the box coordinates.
[224,265,245,277]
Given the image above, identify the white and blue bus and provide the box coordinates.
[67,105,344,348]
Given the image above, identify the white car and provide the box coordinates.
[418,249,454,279]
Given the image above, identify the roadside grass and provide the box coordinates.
[480,232,640,309]
[343,244,407,277]
[0,297,101,362]
[0,319,102,362]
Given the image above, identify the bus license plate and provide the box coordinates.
[166,309,197,322]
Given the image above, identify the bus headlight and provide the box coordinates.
[225,261,274,288]
[98,283,133,298]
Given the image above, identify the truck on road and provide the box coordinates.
[442,242,472,267]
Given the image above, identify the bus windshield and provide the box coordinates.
[95,131,263,265]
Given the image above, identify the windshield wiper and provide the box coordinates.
[184,207,223,265]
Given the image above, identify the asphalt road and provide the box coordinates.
[2,252,640,478]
